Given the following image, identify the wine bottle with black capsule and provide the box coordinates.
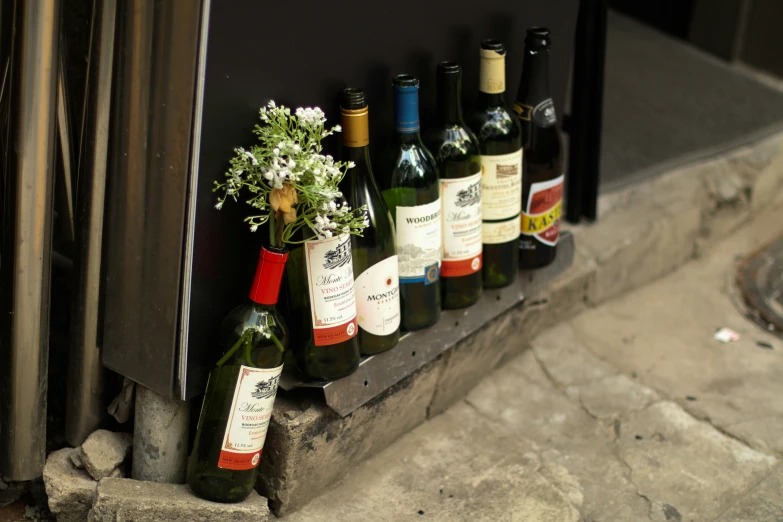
[467,39,523,289]
[381,74,442,330]
[187,246,288,503]
[515,27,563,269]
[423,62,483,309]
[339,88,401,354]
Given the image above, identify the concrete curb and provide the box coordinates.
[258,130,783,516]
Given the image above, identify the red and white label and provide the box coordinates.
[218,364,283,470]
[441,172,483,277]
[520,174,564,247]
[305,234,358,346]
[355,256,401,336]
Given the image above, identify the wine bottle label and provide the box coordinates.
[305,234,358,346]
[218,363,283,471]
[479,48,505,94]
[441,172,483,277]
[513,99,557,127]
[395,199,442,285]
[355,256,401,335]
[520,174,564,247]
[480,149,522,245]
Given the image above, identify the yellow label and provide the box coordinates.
[479,49,505,94]
[520,200,562,234]
[341,107,369,147]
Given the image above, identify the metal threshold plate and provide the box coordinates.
[280,231,575,416]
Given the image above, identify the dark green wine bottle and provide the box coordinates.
[467,39,523,289]
[187,246,288,503]
[291,227,360,381]
[423,62,483,309]
[381,74,442,331]
[340,88,401,355]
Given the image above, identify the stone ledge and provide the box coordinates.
[88,478,269,522]
[259,130,783,516]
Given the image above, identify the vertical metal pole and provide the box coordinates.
[0,0,61,481]
[65,0,117,446]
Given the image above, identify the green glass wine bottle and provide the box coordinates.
[340,88,401,354]
[381,74,442,330]
[187,246,288,503]
[467,39,523,289]
[290,227,361,381]
[423,62,483,309]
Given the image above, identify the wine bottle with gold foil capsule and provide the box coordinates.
[423,62,483,309]
[514,27,563,269]
[339,88,401,354]
[467,39,523,289]
[187,246,288,503]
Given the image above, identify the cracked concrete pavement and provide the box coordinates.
[285,205,783,521]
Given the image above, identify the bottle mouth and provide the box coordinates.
[525,27,551,47]
[341,87,367,110]
[263,245,289,255]
[481,39,505,53]
[437,61,461,74]
[393,74,419,88]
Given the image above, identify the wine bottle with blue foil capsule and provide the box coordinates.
[467,39,523,289]
[380,74,442,331]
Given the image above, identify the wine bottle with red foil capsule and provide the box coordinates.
[187,246,288,503]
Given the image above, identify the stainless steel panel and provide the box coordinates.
[102,0,204,397]
[65,0,117,446]
[280,232,575,416]
[0,0,61,481]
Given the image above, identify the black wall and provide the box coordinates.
[184,0,579,397]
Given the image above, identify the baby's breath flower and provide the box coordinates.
[214,101,369,243]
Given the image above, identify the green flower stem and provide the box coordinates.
[215,330,253,367]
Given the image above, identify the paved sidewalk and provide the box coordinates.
[287,206,783,522]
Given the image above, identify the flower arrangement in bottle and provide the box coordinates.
[188,101,368,503]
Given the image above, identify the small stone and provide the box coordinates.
[88,478,270,522]
[43,448,97,522]
[109,467,124,479]
[284,410,300,420]
[81,430,132,481]
[70,450,85,469]
[685,396,697,401]
[417,510,424,515]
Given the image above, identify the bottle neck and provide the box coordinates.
[341,106,372,169]
[437,74,463,125]
[394,85,421,137]
[518,49,551,103]
[479,48,506,106]
[249,247,288,305]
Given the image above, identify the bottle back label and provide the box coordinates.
[520,174,564,247]
[441,172,483,277]
[513,98,557,128]
[218,364,283,470]
[305,235,358,346]
[395,199,442,284]
[355,256,401,335]
[481,149,523,244]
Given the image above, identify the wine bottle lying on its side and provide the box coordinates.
[187,246,288,504]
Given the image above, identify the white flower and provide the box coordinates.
[264,170,273,180]
[323,230,333,238]
[347,161,356,169]
[250,224,259,232]
[329,201,337,212]
[269,100,276,108]
[273,148,280,156]
[334,125,342,132]
[215,201,224,210]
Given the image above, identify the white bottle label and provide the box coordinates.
[395,199,442,284]
[481,149,523,244]
[441,172,483,277]
[355,256,401,336]
[305,234,358,346]
[218,364,283,470]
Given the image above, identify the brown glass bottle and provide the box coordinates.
[514,27,563,269]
